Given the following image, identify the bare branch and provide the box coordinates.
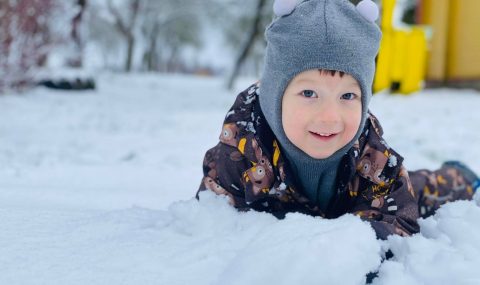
[107,0,129,37]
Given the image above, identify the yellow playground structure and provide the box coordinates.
[374,0,480,94]
[374,0,428,94]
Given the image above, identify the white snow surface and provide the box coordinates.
[1,73,480,284]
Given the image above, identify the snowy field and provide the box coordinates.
[1,73,479,284]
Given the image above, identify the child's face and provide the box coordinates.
[282,69,362,159]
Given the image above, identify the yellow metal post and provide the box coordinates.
[380,0,396,31]
[373,0,396,93]
[401,27,427,93]
[374,32,392,92]
[374,0,428,95]
[390,30,408,85]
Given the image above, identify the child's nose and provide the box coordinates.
[314,101,341,124]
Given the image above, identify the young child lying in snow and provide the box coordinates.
[196,0,480,239]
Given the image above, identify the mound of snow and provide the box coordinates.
[160,192,382,285]
[2,191,480,284]
[0,192,382,285]
[374,199,480,285]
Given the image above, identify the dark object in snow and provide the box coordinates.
[38,78,96,91]
[390,81,401,92]
[365,250,394,284]
[366,271,377,284]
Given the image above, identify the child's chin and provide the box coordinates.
[306,151,334,160]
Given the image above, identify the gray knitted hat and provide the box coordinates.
[259,0,382,160]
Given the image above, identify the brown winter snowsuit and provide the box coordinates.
[197,83,477,239]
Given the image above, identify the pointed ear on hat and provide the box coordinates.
[273,0,303,17]
[356,0,379,22]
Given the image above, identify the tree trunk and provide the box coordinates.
[126,34,135,72]
[68,0,87,68]
[146,23,159,71]
[227,0,267,89]
[108,0,140,72]
[147,38,157,71]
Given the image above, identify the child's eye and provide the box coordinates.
[301,90,317,98]
[341,93,357,100]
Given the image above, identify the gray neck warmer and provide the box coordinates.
[258,0,382,210]
[282,146,343,210]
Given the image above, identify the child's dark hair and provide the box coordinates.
[318,69,345,77]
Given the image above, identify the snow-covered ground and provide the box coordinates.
[1,73,479,284]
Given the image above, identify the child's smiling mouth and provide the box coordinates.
[309,131,339,141]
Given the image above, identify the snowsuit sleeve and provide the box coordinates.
[197,141,251,210]
[409,163,478,218]
[353,165,420,240]
[196,85,261,210]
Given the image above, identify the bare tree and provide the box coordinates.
[107,0,141,72]
[67,0,88,68]
[142,21,160,71]
[140,0,201,72]
[87,0,259,74]
[227,0,269,89]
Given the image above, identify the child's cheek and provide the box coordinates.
[344,106,362,140]
[282,97,303,143]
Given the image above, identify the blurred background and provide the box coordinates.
[1,0,271,91]
[1,0,478,93]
